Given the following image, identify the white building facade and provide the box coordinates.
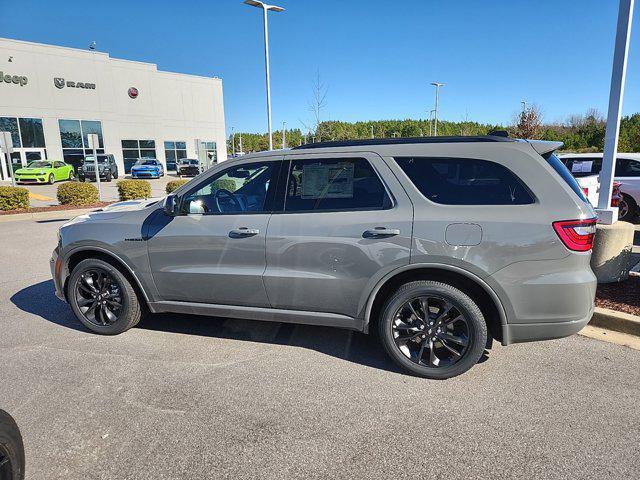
[0,37,227,180]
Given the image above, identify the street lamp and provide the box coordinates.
[244,0,284,151]
[430,82,445,136]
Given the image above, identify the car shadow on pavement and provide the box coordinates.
[13,280,490,375]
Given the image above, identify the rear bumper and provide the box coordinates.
[502,303,594,344]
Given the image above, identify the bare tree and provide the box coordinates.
[513,104,543,139]
[300,70,328,142]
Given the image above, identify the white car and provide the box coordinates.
[560,153,640,222]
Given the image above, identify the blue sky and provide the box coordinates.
[2,0,639,133]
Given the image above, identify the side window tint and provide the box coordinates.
[284,157,391,212]
[395,157,534,205]
[181,162,276,215]
[618,159,640,177]
[564,157,602,178]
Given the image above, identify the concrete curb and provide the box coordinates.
[590,306,640,337]
[0,207,101,223]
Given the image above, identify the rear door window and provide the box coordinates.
[394,157,534,205]
[283,157,392,212]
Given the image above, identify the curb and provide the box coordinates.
[0,207,101,223]
[590,306,640,337]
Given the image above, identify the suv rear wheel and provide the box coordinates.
[68,258,142,335]
[379,281,487,379]
[618,194,637,222]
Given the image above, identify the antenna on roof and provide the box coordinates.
[89,41,96,50]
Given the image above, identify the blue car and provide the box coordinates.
[130,159,165,179]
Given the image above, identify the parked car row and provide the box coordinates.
[559,153,640,221]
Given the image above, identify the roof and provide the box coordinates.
[292,135,516,150]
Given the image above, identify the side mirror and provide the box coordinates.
[164,194,177,216]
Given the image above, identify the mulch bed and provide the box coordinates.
[0,202,113,216]
[596,274,640,317]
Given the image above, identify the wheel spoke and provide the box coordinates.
[439,339,462,357]
[419,297,429,321]
[442,314,462,327]
[82,275,98,293]
[407,301,423,322]
[440,332,468,346]
[415,339,427,364]
[429,341,440,367]
[103,306,118,323]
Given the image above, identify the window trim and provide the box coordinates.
[176,159,283,216]
[277,156,395,214]
[394,155,537,207]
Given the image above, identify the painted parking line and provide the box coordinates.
[28,192,54,201]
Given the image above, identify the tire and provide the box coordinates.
[68,170,75,181]
[0,409,25,480]
[618,194,637,222]
[378,281,487,379]
[68,258,142,335]
[48,173,55,184]
[113,169,118,179]
[105,171,112,182]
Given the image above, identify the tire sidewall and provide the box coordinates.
[619,194,637,222]
[68,259,135,335]
[379,281,487,379]
[48,173,54,184]
[0,410,25,480]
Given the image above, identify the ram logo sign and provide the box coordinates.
[54,77,96,90]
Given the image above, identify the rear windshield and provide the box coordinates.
[545,153,588,202]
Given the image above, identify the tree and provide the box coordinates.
[513,104,543,139]
[300,70,328,142]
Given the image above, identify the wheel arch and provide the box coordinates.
[363,264,508,344]
[63,247,152,308]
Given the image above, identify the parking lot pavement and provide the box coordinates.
[1,219,639,480]
[12,174,183,207]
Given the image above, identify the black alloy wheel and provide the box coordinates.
[379,281,487,379]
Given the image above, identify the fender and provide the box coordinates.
[361,262,508,332]
[62,245,155,306]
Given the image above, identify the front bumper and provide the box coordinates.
[50,246,66,302]
[16,176,47,183]
[131,170,160,178]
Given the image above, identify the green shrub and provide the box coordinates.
[117,179,151,201]
[166,179,189,194]
[0,186,29,211]
[213,178,237,192]
[57,182,99,206]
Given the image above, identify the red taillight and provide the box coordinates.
[552,218,597,252]
[582,187,589,197]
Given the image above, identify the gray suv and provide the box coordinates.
[78,154,118,182]
[51,136,597,378]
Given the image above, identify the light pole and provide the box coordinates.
[428,109,436,136]
[430,82,444,136]
[231,127,235,157]
[521,100,527,113]
[282,121,286,148]
[244,0,284,151]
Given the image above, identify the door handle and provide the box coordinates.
[229,227,260,238]
[363,227,401,238]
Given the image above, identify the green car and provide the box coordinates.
[14,160,75,184]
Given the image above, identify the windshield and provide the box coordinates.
[84,155,107,163]
[27,161,51,168]
[544,153,589,203]
[136,159,158,166]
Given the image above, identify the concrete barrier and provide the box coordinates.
[591,221,635,283]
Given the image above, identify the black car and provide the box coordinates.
[78,154,119,182]
[177,158,200,177]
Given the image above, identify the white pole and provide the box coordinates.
[262,5,273,150]
[88,134,102,202]
[597,0,634,224]
[231,127,235,157]
[434,86,440,136]
[282,121,286,148]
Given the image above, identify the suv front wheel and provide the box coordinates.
[68,258,142,335]
[379,281,487,379]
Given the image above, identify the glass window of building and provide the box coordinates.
[0,117,48,177]
[164,141,187,171]
[18,118,45,148]
[0,117,20,147]
[58,119,104,171]
[204,141,217,164]
[121,140,157,173]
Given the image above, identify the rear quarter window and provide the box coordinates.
[394,157,535,205]
[545,153,588,202]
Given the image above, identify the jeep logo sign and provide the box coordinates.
[0,72,28,86]
[54,77,96,89]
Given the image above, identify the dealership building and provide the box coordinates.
[0,37,227,181]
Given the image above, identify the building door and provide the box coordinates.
[20,148,47,166]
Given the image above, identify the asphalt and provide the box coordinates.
[0,218,639,479]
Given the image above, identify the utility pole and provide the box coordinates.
[597,0,635,224]
[231,127,235,157]
[239,133,243,153]
[521,100,527,113]
[430,82,445,136]
[282,121,286,148]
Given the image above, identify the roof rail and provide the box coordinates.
[292,135,516,150]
